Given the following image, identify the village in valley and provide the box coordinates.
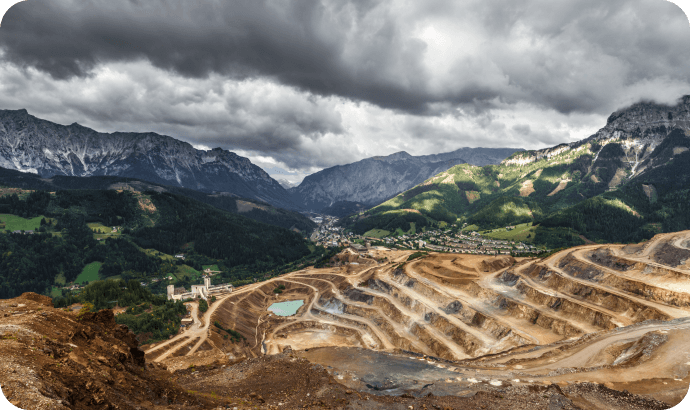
[309,215,549,256]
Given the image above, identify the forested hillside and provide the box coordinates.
[130,192,311,271]
[0,189,313,298]
[0,166,316,233]
[55,279,188,344]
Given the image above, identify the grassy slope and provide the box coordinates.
[350,132,690,246]
[0,214,44,231]
[143,248,176,261]
[482,223,536,243]
[76,261,103,284]
[174,264,201,281]
[358,143,596,231]
[363,229,390,238]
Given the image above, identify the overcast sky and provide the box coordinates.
[1,0,689,182]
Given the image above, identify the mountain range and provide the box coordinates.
[348,96,690,247]
[0,109,295,208]
[0,108,521,213]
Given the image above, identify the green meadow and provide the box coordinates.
[363,229,390,239]
[174,264,202,282]
[144,248,176,261]
[75,262,103,284]
[0,214,44,232]
[88,222,122,239]
[483,223,536,242]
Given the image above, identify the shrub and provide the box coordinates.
[407,252,426,261]
[198,299,208,313]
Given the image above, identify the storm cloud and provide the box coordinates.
[0,0,689,177]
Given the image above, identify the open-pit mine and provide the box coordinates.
[0,231,690,410]
[143,231,690,409]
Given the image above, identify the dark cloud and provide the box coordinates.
[0,0,689,174]
[3,0,688,116]
[0,60,345,169]
[0,0,432,111]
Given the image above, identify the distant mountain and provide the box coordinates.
[416,147,526,167]
[0,109,296,209]
[275,178,298,189]
[0,166,316,233]
[289,148,523,212]
[348,96,690,247]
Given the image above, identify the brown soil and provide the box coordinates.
[0,293,210,409]
[401,208,422,214]
[519,180,535,197]
[652,242,690,267]
[548,180,570,196]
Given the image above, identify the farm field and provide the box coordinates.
[144,248,176,261]
[482,222,536,242]
[88,222,122,239]
[174,264,201,282]
[362,229,390,239]
[0,214,44,232]
[75,261,103,284]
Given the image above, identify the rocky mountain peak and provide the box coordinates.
[602,96,690,134]
[0,109,296,209]
[378,151,412,161]
[504,95,690,167]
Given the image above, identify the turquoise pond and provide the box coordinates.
[268,300,304,316]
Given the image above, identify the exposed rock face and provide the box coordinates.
[601,95,690,137]
[503,95,690,170]
[0,293,208,409]
[0,109,296,209]
[290,148,522,211]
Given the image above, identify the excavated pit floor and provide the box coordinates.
[267,300,304,316]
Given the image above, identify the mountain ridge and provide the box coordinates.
[0,109,297,209]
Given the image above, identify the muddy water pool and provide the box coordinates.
[268,300,304,316]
